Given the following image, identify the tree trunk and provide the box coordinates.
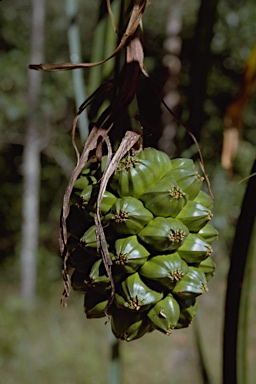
[20,0,45,301]
[223,159,256,384]
[158,0,182,156]
[186,0,219,146]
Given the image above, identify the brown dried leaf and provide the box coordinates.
[94,130,141,312]
[71,80,115,163]
[29,0,148,72]
[106,0,118,34]
[60,126,111,306]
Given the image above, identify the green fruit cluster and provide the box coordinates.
[67,148,218,341]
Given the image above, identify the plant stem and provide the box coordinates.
[66,0,89,141]
[108,331,121,384]
[223,159,256,384]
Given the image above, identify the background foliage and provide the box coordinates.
[1,0,256,383]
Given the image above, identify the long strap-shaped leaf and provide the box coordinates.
[65,0,89,141]
[88,0,121,96]
[29,0,148,72]
[223,160,256,384]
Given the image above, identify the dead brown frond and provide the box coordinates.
[29,0,148,73]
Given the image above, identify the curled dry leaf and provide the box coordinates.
[29,0,149,72]
[60,126,111,306]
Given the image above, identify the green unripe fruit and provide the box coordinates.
[115,272,163,312]
[105,196,153,235]
[177,234,212,263]
[138,217,189,252]
[112,235,150,273]
[171,158,195,170]
[87,259,111,293]
[176,298,198,329]
[79,184,95,210]
[110,148,172,198]
[147,294,180,335]
[197,223,219,244]
[111,306,151,341]
[80,225,98,248]
[176,200,213,232]
[166,167,204,200]
[139,253,189,290]
[100,191,117,214]
[172,267,208,298]
[84,289,109,318]
[71,259,110,294]
[140,176,188,217]
[67,147,218,341]
[198,257,216,282]
[73,175,90,190]
[75,184,117,215]
[194,190,214,210]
